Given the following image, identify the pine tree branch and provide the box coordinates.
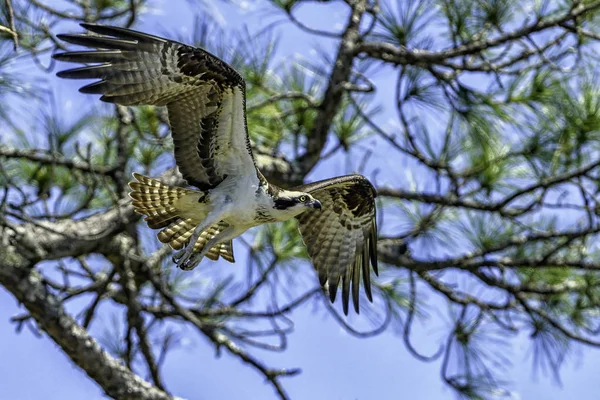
[378,157,600,216]
[0,145,300,188]
[0,146,118,178]
[143,265,299,400]
[356,0,600,67]
[4,197,137,262]
[299,0,368,173]
[0,249,181,400]
[2,0,18,50]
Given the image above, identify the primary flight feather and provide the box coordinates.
[53,23,379,315]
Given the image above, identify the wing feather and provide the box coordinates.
[53,23,260,191]
[362,243,373,302]
[294,175,378,315]
[352,250,362,312]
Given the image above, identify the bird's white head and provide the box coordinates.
[272,190,322,219]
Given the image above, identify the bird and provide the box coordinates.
[52,24,379,315]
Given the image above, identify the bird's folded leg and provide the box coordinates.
[172,223,205,270]
[193,226,239,261]
[172,208,225,270]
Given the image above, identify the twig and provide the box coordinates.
[4,0,18,50]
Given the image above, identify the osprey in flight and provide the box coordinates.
[53,24,378,315]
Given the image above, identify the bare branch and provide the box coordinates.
[0,250,181,400]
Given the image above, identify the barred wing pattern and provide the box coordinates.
[53,23,259,191]
[128,173,235,263]
[294,175,378,315]
[158,219,235,263]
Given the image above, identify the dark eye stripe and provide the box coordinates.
[274,198,297,210]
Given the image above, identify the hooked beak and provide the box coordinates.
[311,199,322,211]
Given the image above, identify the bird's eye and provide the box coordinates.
[299,195,307,202]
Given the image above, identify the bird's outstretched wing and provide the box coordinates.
[53,23,261,191]
[294,175,378,315]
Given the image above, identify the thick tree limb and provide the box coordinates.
[0,248,181,400]
[299,0,368,173]
[6,197,137,262]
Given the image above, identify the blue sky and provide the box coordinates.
[1,1,599,399]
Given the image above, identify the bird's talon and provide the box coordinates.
[172,244,196,269]
[178,252,202,271]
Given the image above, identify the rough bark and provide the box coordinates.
[0,249,181,400]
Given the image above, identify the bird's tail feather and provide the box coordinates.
[128,173,235,263]
[128,172,195,229]
[157,219,235,263]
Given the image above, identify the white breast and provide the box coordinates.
[212,174,267,227]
